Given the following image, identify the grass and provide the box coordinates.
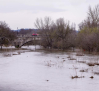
[3,53,11,57]
[71,65,85,79]
[71,76,85,79]
[77,61,86,63]
[87,62,99,66]
[90,76,94,79]
[94,63,99,65]
[69,58,76,60]
[67,56,71,58]
[80,69,88,72]
[76,53,84,56]
[87,63,95,66]
[94,72,99,75]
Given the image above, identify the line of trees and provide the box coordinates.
[34,4,99,52]
[17,28,38,35]
[35,17,76,50]
[1,4,99,53]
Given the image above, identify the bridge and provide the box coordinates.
[14,34,41,48]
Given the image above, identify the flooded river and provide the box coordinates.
[0,46,99,91]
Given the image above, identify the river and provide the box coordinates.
[0,46,99,91]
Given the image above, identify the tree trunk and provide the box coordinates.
[1,44,2,50]
[88,46,91,54]
[72,47,75,52]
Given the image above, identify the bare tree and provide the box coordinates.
[0,21,16,49]
[34,17,54,48]
[78,4,99,52]
[54,18,75,50]
[88,4,99,28]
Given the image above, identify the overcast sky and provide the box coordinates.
[0,0,99,30]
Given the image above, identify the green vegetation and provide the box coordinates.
[78,4,99,53]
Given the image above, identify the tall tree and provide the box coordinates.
[35,17,54,48]
[0,21,16,49]
[78,4,99,52]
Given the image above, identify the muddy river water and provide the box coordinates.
[0,46,99,91]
